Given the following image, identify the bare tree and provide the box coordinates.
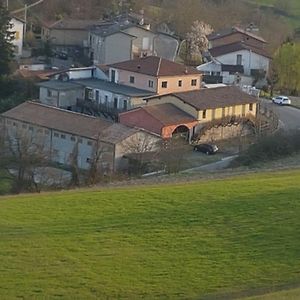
[122,132,161,175]
[0,127,51,193]
[86,134,108,185]
[186,20,213,63]
[159,137,189,174]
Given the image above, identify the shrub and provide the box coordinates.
[232,130,300,166]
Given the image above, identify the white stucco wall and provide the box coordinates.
[90,32,133,65]
[215,50,270,76]
[10,18,24,57]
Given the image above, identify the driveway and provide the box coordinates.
[260,99,300,131]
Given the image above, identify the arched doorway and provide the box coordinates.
[172,125,190,140]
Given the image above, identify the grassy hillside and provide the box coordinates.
[0,170,300,299]
[250,0,300,28]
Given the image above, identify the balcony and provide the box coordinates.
[76,99,126,121]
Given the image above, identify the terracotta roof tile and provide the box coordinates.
[2,101,111,138]
[209,42,271,59]
[172,86,258,110]
[208,26,267,43]
[109,56,201,77]
[142,103,196,125]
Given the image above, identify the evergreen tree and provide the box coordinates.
[0,3,15,77]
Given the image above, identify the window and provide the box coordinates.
[85,88,93,100]
[22,124,27,129]
[6,120,11,125]
[86,158,91,163]
[161,81,168,88]
[13,122,17,127]
[47,89,52,97]
[95,90,100,102]
[54,132,59,137]
[105,95,108,107]
[123,100,128,110]
[202,110,206,119]
[178,80,182,87]
[78,138,83,144]
[45,130,50,135]
[37,129,43,133]
[29,126,34,131]
[87,141,93,146]
[249,103,253,111]
[61,134,66,139]
[148,80,154,88]
[129,76,135,84]
[71,136,76,142]
[191,79,197,86]
[236,54,242,65]
[114,97,118,109]
[111,69,116,83]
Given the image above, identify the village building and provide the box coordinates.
[109,56,202,95]
[36,57,202,118]
[41,18,104,53]
[89,23,179,64]
[120,86,258,142]
[200,26,271,86]
[0,102,160,172]
[9,17,24,57]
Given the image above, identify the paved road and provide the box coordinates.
[181,155,238,173]
[260,99,300,131]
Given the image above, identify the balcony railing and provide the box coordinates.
[76,99,126,121]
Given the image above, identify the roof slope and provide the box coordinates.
[142,103,196,126]
[43,19,104,30]
[74,79,155,97]
[172,86,258,110]
[109,56,201,77]
[208,26,266,43]
[1,102,138,143]
[209,42,271,59]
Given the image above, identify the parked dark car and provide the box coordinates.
[193,143,218,155]
[55,51,68,60]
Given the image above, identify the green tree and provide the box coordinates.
[273,42,300,95]
[0,3,15,77]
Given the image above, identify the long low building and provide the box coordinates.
[120,86,258,141]
[0,102,160,172]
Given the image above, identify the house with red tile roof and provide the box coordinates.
[119,86,258,141]
[109,56,202,96]
[202,27,271,86]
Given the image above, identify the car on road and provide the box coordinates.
[193,143,218,155]
[272,95,291,105]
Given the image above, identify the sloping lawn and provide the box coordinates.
[0,170,300,299]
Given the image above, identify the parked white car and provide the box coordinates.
[272,95,291,105]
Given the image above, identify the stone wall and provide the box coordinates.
[197,123,253,143]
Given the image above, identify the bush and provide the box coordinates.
[0,78,38,113]
[233,131,300,166]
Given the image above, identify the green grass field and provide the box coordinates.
[0,170,300,299]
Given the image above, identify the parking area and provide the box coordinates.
[180,139,241,170]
